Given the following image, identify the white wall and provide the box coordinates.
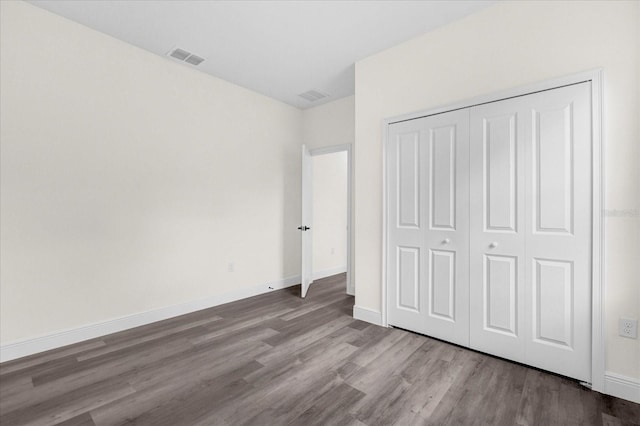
[354,0,640,379]
[302,96,355,151]
[312,152,348,277]
[0,1,302,344]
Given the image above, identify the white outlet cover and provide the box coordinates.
[619,318,638,339]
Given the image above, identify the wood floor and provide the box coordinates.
[1,273,638,426]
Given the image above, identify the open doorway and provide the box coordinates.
[300,144,352,297]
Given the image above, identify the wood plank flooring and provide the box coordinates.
[1,273,638,425]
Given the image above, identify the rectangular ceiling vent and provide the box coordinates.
[185,54,205,66]
[167,47,205,66]
[298,89,329,102]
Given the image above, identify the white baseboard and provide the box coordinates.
[604,372,640,403]
[312,266,347,281]
[353,305,383,326]
[0,275,301,363]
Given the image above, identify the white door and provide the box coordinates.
[387,109,470,346]
[523,83,592,382]
[469,83,592,381]
[469,97,527,363]
[300,144,313,298]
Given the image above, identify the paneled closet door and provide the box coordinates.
[469,100,527,363]
[387,110,470,346]
[523,83,592,382]
[470,82,592,382]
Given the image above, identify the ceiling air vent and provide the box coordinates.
[185,54,205,66]
[167,47,205,66]
[298,89,329,102]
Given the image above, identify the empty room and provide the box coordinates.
[1,1,639,425]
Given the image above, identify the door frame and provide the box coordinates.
[307,143,354,296]
[381,69,604,391]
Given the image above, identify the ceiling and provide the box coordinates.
[28,0,494,109]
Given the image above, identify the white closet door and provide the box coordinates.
[470,82,592,381]
[469,99,526,362]
[387,110,470,346]
[523,83,592,382]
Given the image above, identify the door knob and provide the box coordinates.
[442,238,451,244]
[489,242,498,248]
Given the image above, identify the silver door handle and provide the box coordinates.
[442,238,451,244]
[489,242,498,248]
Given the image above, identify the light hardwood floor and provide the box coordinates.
[1,273,638,425]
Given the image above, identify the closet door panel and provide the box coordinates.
[524,83,592,382]
[397,246,420,311]
[397,133,421,229]
[532,258,574,347]
[470,102,526,362]
[429,249,456,320]
[484,254,518,336]
[429,126,457,230]
[387,110,469,346]
[484,114,518,232]
[422,110,470,346]
[387,119,428,332]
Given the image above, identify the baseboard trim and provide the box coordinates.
[604,372,640,403]
[312,266,347,281]
[353,305,383,326]
[0,275,301,363]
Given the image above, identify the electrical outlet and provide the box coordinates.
[619,318,637,339]
[228,262,234,272]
